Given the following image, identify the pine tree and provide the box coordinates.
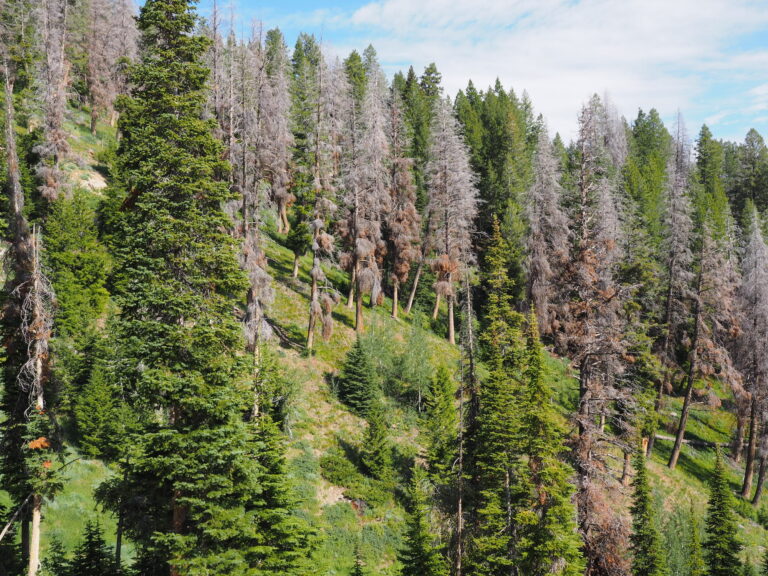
[361,405,393,482]
[629,450,669,576]
[105,1,304,572]
[69,520,115,576]
[342,52,391,331]
[399,465,448,576]
[44,189,110,339]
[425,97,478,343]
[467,217,526,575]
[525,127,569,336]
[40,537,70,576]
[424,365,457,484]
[703,449,743,576]
[516,313,584,576]
[688,506,705,576]
[386,89,421,319]
[647,113,694,457]
[338,337,378,416]
[735,206,768,498]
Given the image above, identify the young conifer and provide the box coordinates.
[338,337,377,416]
[629,450,669,576]
[399,465,449,576]
[703,449,743,576]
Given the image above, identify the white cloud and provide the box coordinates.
[318,0,768,140]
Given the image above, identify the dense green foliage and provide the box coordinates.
[630,450,669,576]
[703,450,743,576]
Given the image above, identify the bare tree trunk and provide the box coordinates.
[280,203,290,234]
[752,455,767,505]
[391,282,399,319]
[115,493,124,573]
[27,494,41,576]
[307,276,318,350]
[649,253,679,457]
[448,295,455,345]
[90,105,98,136]
[21,516,29,568]
[742,396,759,498]
[432,292,441,320]
[621,451,631,486]
[669,283,702,470]
[734,416,746,463]
[292,254,300,278]
[404,259,422,314]
[355,289,364,333]
[347,264,356,309]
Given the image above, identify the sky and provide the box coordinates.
[194,0,768,143]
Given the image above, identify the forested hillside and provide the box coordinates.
[3,1,768,575]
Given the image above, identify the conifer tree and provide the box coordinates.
[687,509,705,576]
[106,1,307,572]
[399,465,449,576]
[338,337,377,416]
[525,127,569,336]
[69,520,115,576]
[703,449,743,576]
[35,0,70,200]
[341,53,391,331]
[647,113,694,457]
[424,365,458,484]
[386,90,421,319]
[629,450,669,576]
[736,207,768,498]
[761,547,768,576]
[517,313,584,576]
[557,94,631,574]
[425,97,478,344]
[467,217,526,575]
[361,405,393,482]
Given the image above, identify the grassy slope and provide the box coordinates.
[4,108,767,573]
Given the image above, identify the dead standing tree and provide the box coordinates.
[425,97,478,344]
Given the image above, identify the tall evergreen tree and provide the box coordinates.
[106,1,309,572]
[425,97,478,344]
[629,450,669,576]
[517,313,584,576]
[703,449,743,576]
[424,365,458,484]
[399,465,448,576]
[467,217,526,575]
[688,508,705,576]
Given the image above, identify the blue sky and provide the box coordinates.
[193,0,768,144]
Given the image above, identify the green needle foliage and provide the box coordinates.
[424,365,458,485]
[69,520,116,576]
[338,336,378,416]
[103,0,311,573]
[468,216,526,575]
[399,465,448,576]
[703,448,743,576]
[688,506,705,576]
[516,314,584,576]
[629,449,669,576]
[361,404,393,482]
